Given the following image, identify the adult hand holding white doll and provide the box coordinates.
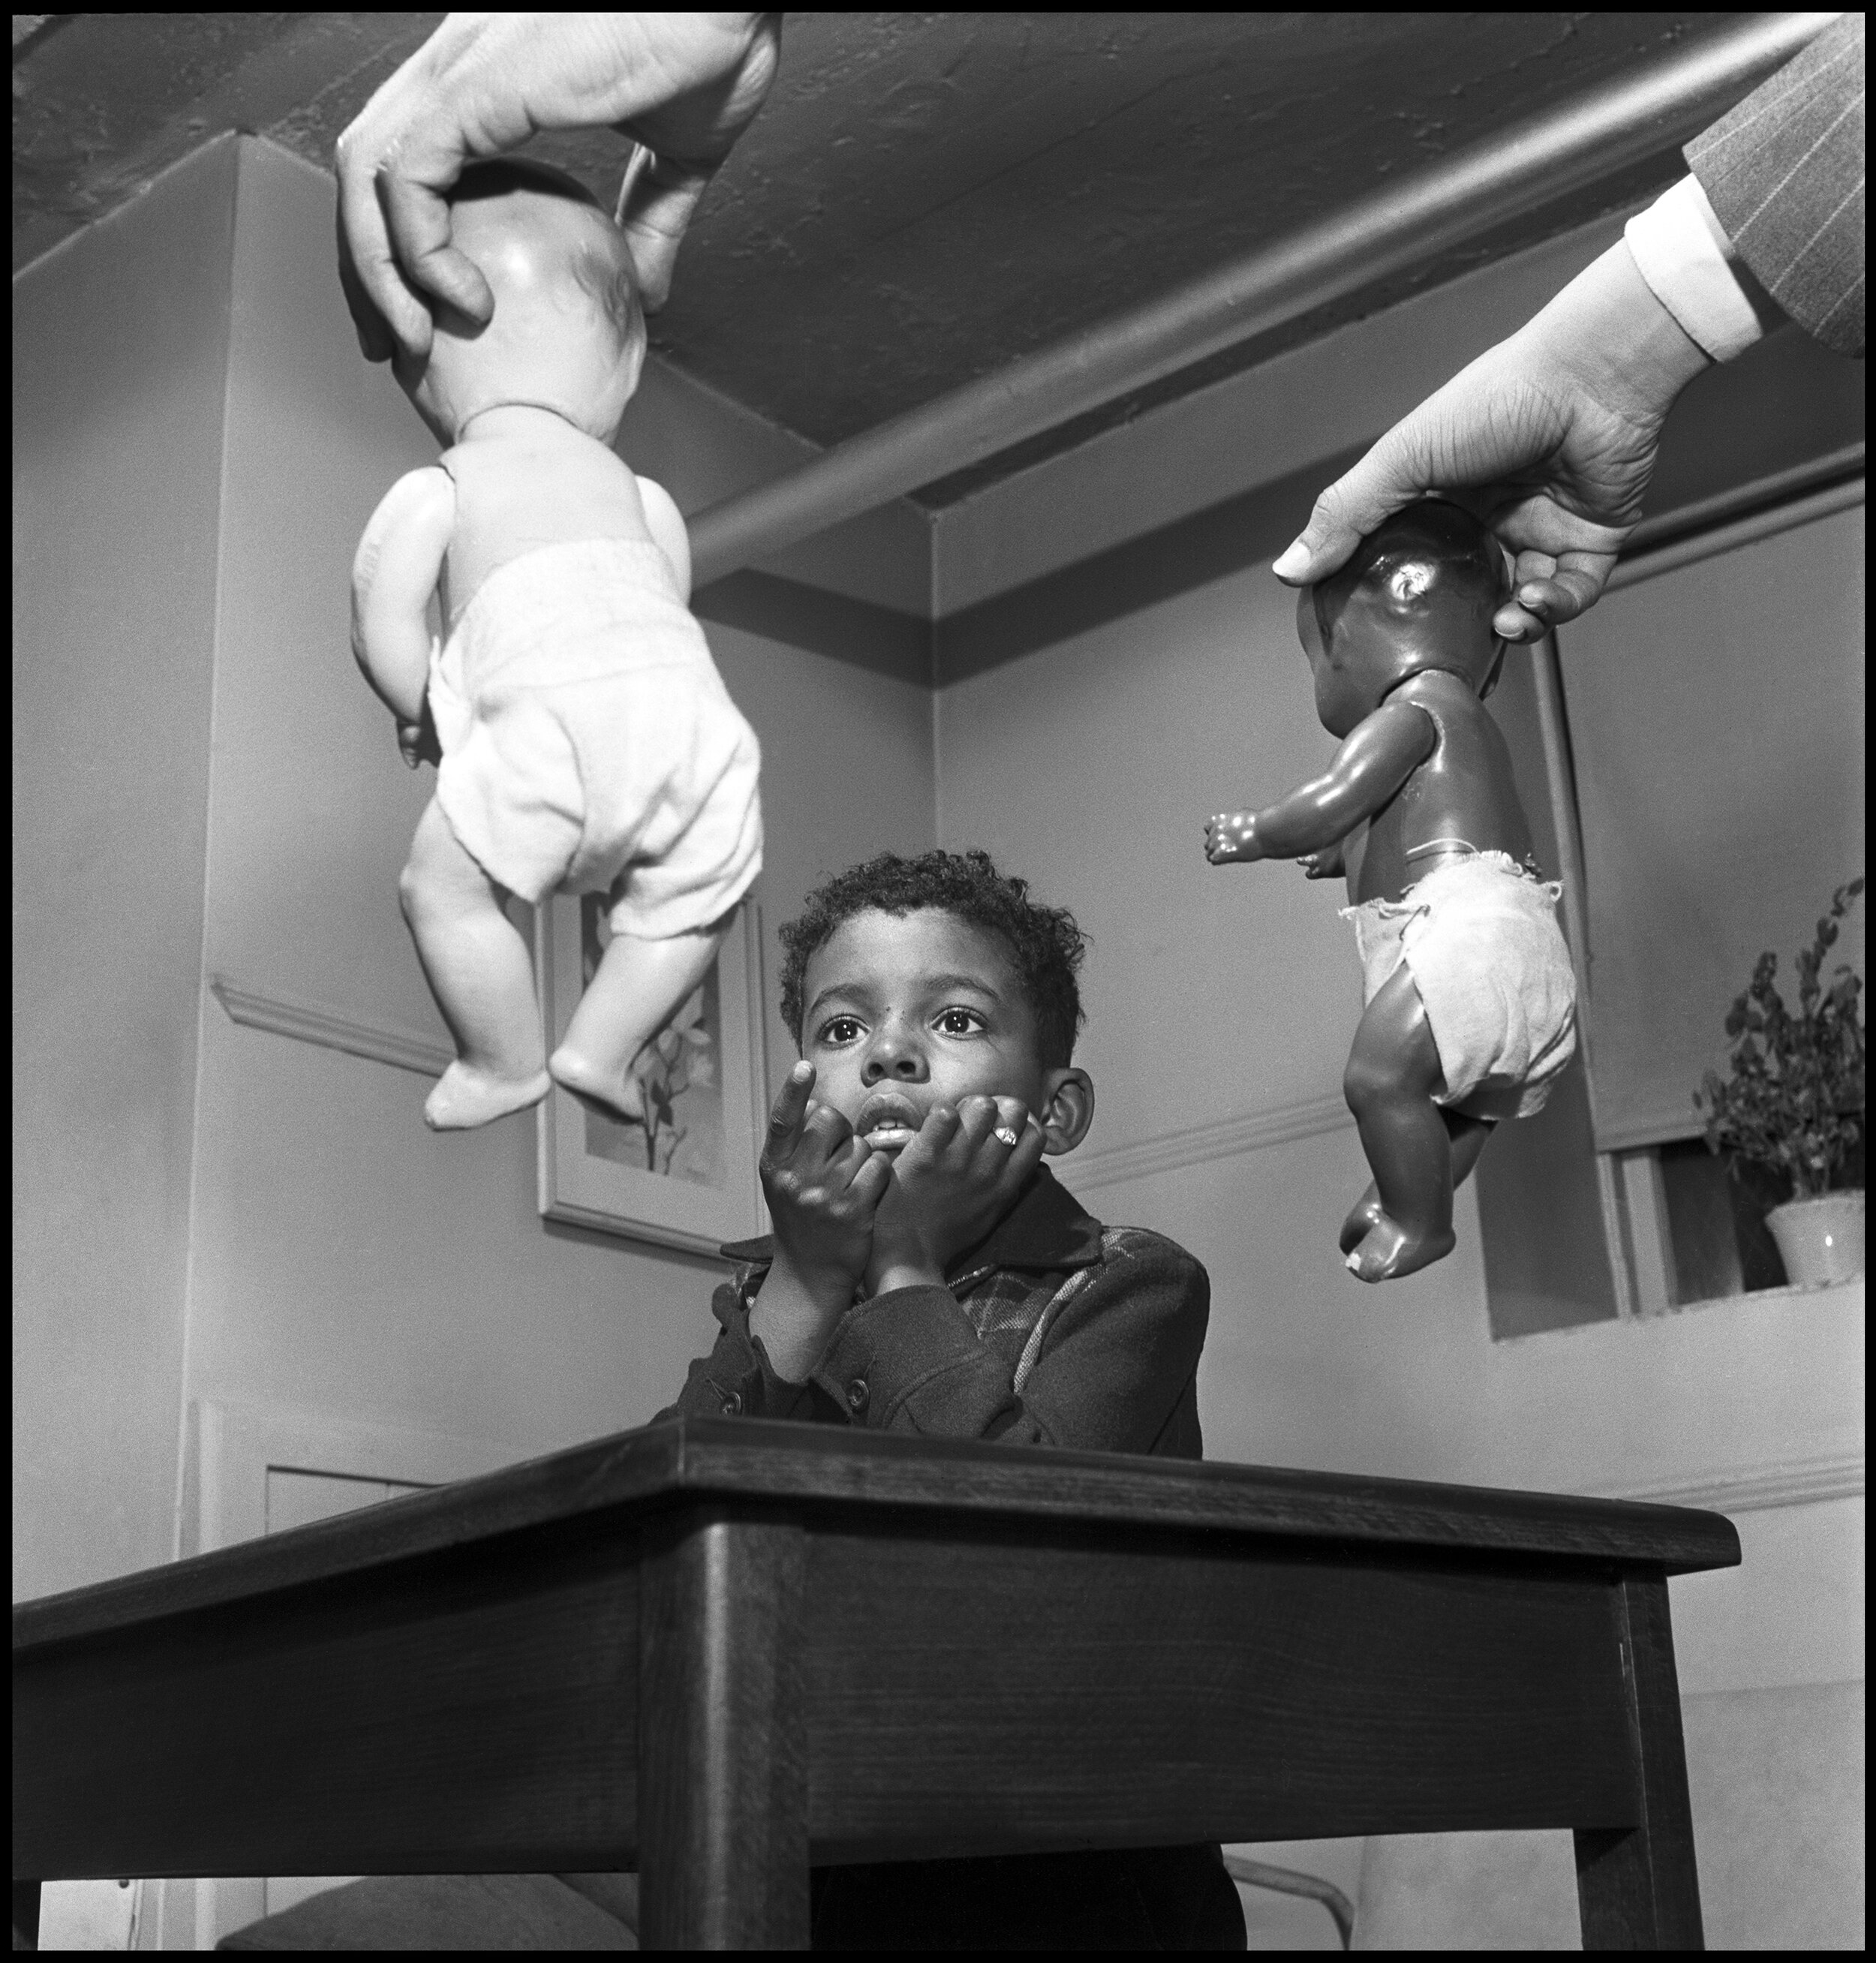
[335,11,783,358]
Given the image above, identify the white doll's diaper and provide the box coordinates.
[428,538,762,939]
[1339,852,1577,1120]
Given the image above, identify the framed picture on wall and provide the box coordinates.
[536,894,770,1255]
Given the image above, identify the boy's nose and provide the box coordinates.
[861,1028,927,1083]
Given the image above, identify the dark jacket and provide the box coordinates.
[661,1165,1246,1950]
[660,1162,1209,1459]
[1686,14,1865,358]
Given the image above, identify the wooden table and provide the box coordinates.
[14,1416,1739,1949]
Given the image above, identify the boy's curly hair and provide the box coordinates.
[777,850,1087,1069]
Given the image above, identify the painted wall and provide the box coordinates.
[624,357,931,622]
[12,137,237,1604]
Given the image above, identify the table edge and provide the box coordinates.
[14,1417,1742,1650]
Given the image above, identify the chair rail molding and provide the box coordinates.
[1587,1448,1864,1515]
[1071,1093,1353,1192]
[209,973,453,1078]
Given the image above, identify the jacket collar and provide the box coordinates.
[720,1162,1104,1278]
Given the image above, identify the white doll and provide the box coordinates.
[352,161,761,1131]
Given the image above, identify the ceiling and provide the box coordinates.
[15,12,1742,504]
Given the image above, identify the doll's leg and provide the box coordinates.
[1341,964,1459,1282]
[1338,1109,1496,1252]
[549,920,727,1124]
[1446,1109,1497,1186]
[400,797,550,1129]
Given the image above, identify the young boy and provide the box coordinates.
[663,847,1246,1949]
[221,852,1243,1954]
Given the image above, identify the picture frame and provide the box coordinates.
[537,894,771,1255]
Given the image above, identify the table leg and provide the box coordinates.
[638,1508,809,1949]
[1575,1572,1704,1949]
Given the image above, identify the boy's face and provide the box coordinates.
[797,908,1089,1156]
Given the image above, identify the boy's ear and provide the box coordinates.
[1037,1068,1095,1156]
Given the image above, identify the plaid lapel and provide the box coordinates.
[943,1165,1105,1362]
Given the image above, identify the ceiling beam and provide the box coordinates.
[690,11,1841,588]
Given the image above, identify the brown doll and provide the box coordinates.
[1205,499,1577,1281]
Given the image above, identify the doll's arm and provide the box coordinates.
[351,467,455,731]
[1206,702,1436,864]
[636,475,692,601]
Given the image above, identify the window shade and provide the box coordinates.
[1558,502,1865,1152]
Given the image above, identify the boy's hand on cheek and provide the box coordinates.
[865,1095,1046,1297]
[759,1063,888,1299]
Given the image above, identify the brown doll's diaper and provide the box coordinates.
[1341,852,1577,1120]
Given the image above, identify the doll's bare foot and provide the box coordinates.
[549,1046,647,1126]
[425,1061,552,1130]
[1339,1183,1384,1255]
[1345,1212,1457,1283]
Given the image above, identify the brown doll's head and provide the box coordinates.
[393,160,645,446]
[1296,499,1511,738]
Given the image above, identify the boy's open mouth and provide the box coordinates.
[855,1091,923,1150]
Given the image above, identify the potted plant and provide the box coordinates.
[1694,878,1865,1288]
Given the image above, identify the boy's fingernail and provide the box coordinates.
[790,1061,812,1081]
[1272,540,1309,580]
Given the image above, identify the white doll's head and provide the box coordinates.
[393,161,646,446]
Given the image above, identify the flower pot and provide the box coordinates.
[1766,1192,1865,1288]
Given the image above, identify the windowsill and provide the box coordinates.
[1666,1275,1865,1318]
[1502,1273,1863,1343]
[1478,1278,1862,1510]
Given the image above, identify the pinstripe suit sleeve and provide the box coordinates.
[1685,14,1865,358]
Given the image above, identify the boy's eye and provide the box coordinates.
[818,1015,864,1045]
[936,1007,985,1036]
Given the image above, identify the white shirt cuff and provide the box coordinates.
[1624,175,1763,363]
